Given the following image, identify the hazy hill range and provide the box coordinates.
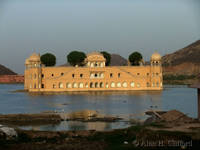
[110,54,128,66]
[0,64,17,75]
[162,40,200,76]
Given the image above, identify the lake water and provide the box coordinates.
[0,84,198,131]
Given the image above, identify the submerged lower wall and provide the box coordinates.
[29,87,163,92]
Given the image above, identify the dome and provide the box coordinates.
[151,52,161,61]
[25,58,30,65]
[29,53,40,62]
[86,52,106,62]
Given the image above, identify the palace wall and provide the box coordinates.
[25,66,162,92]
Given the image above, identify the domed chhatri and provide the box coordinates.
[24,52,163,92]
[85,52,106,67]
[86,52,106,61]
[29,53,41,62]
[151,52,161,61]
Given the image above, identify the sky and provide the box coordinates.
[0,0,199,74]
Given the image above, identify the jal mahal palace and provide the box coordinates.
[24,52,163,92]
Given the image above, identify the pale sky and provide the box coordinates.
[0,0,199,74]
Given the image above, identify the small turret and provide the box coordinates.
[85,52,106,67]
[151,52,161,66]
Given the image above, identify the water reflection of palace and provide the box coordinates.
[25,52,163,92]
[68,121,110,131]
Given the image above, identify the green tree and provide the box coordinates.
[128,52,143,66]
[41,53,56,66]
[100,51,111,66]
[67,51,86,66]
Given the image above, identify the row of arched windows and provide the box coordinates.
[52,81,161,89]
[30,81,161,89]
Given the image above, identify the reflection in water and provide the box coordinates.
[20,121,130,131]
[0,84,197,121]
[27,90,163,96]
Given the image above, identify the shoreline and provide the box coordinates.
[1,110,200,149]
[0,111,122,126]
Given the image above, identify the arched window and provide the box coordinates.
[111,82,115,88]
[73,83,78,88]
[100,82,104,88]
[100,73,104,78]
[90,82,94,88]
[53,84,56,89]
[118,73,121,78]
[130,82,135,87]
[80,74,83,78]
[122,82,127,88]
[59,82,63,88]
[90,73,94,78]
[110,73,113,78]
[100,62,104,67]
[85,83,88,88]
[95,82,98,88]
[79,83,84,88]
[117,82,121,88]
[91,63,94,67]
[106,83,109,88]
[66,83,71,88]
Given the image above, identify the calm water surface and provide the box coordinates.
[0,84,197,131]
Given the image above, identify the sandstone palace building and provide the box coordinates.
[24,52,163,92]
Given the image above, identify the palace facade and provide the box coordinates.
[24,52,163,92]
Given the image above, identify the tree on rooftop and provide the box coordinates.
[100,51,111,66]
[67,51,86,66]
[41,53,56,66]
[128,52,143,66]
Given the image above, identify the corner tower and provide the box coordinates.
[150,52,163,89]
[24,53,42,91]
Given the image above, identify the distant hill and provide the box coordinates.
[162,40,200,75]
[59,62,70,67]
[110,54,128,66]
[162,40,200,66]
[0,64,17,75]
